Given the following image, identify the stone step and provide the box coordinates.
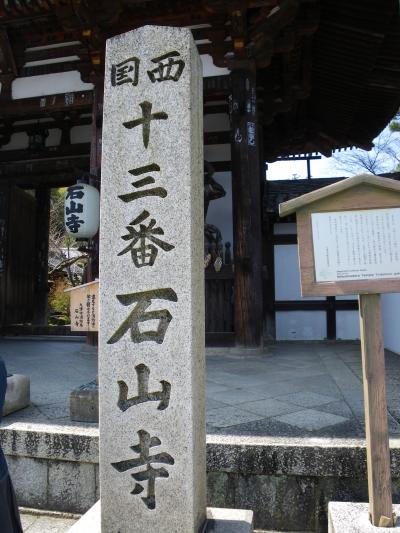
[20,508,79,533]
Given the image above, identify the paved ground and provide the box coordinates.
[20,510,78,532]
[20,510,304,533]
[1,338,400,438]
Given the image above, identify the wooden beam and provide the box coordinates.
[231,62,263,347]
[19,59,90,77]
[0,155,89,188]
[274,300,358,311]
[0,90,93,119]
[0,142,90,163]
[359,294,393,527]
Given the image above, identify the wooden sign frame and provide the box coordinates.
[280,173,400,527]
[65,279,99,332]
[280,174,400,297]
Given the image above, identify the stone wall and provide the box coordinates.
[3,425,400,532]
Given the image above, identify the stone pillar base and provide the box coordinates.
[4,374,30,416]
[68,501,253,533]
[70,381,98,423]
[329,502,400,532]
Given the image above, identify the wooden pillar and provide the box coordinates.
[33,187,50,325]
[230,63,263,347]
[86,78,103,345]
[359,293,393,527]
[326,296,336,340]
[88,78,103,281]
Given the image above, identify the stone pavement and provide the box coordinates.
[1,338,400,438]
[20,509,78,532]
[20,508,306,533]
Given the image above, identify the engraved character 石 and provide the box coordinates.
[147,51,185,83]
[118,164,167,203]
[111,57,139,87]
[107,288,177,344]
[111,430,174,510]
[123,101,168,148]
[117,363,170,412]
[119,210,174,267]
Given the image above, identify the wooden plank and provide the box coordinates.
[359,293,393,527]
[32,188,50,326]
[296,186,400,296]
[274,300,358,311]
[272,234,298,245]
[280,174,400,216]
[204,130,230,145]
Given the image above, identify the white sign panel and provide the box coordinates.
[311,208,400,282]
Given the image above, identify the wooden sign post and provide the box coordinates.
[65,280,99,332]
[279,174,400,527]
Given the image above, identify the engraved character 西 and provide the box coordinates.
[147,51,185,83]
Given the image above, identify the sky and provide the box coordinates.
[266,155,348,181]
[266,125,399,181]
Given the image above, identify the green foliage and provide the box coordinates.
[48,277,71,325]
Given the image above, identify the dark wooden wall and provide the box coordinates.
[0,186,36,326]
[205,266,234,346]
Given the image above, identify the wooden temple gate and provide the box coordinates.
[0,0,399,347]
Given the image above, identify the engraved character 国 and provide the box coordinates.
[111,57,140,87]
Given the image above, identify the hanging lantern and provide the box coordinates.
[64,183,100,239]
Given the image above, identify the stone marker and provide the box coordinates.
[99,25,205,532]
[329,502,400,532]
[3,374,30,416]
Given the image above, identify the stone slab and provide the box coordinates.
[100,25,205,533]
[328,502,400,532]
[68,502,253,533]
[204,507,254,532]
[69,381,99,423]
[4,374,30,416]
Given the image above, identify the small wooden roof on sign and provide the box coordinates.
[279,174,400,217]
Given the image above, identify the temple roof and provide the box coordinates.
[0,0,399,161]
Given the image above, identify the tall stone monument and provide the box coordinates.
[99,26,205,532]
[69,25,254,533]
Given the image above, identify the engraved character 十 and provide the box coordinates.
[123,101,168,148]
